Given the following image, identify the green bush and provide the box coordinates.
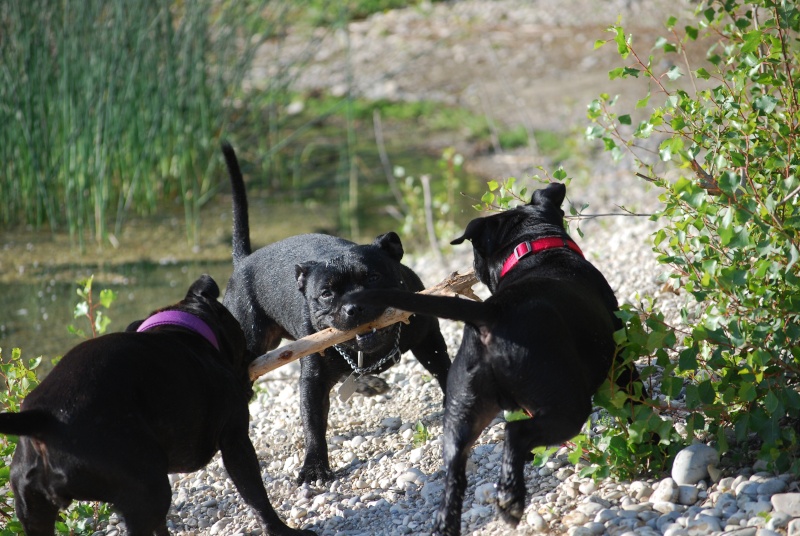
[586,0,800,473]
[0,348,41,533]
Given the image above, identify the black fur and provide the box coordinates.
[347,183,641,535]
[0,275,314,536]
[220,143,450,484]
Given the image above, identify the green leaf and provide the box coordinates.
[719,171,741,196]
[99,289,117,309]
[695,67,711,80]
[741,30,764,54]
[666,66,683,80]
[636,94,651,109]
[619,114,631,125]
[685,26,698,40]
[614,26,629,58]
[753,95,778,114]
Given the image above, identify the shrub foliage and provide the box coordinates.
[586,0,800,473]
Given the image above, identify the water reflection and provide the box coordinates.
[0,259,233,371]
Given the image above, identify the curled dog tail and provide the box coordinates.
[0,409,58,438]
[221,142,252,262]
[346,289,496,328]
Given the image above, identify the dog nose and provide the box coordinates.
[343,303,361,317]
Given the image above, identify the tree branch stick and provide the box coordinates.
[248,270,480,380]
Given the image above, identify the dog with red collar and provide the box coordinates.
[0,275,315,536]
[345,183,642,536]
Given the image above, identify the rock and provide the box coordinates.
[757,478,788,497]
[650,478,680,503]
[772,493,800,517]
[677,484,699,505]
[381,416,402,430]
[526,510,547,531]
[671,444,719,485]
[209,518,232,535]
[474,482,496,504]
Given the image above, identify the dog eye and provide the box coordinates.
[367,273,381,283]
[320,289,334,300]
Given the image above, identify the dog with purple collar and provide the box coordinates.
[0,274,315,536]
[345,183,644,535]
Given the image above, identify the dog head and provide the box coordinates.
[451,182,568,291]
[127,274,252,376]
[295,232,407,354]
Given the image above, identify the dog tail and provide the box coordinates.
[221,141,252,262]
[0,409,58,438]
[347,289,496,327]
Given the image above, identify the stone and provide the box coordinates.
[677,484,699,505]
[671,444,719,485]
[526,511,547,531]
[772,493,800,517]
[474,482,496,504]
[650,478,679,503]
[757,478,788,497]
[381,416,402,430]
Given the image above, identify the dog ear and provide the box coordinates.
[188,274,220,300]
[295,261,318,293]
[451,217,486,246]
[125,320,144,332]
[529,182,566,208]
[373,232,404,261]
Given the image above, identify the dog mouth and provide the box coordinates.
[352,325,396,352]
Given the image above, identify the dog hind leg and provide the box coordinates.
[112,474,172,536]
[496,407,588,525]
[433,360,500,536]
[13,485,61,536]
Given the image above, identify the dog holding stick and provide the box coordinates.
[346,183,643,535]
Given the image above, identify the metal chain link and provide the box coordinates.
[333,323,402,375]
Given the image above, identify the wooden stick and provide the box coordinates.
[248,270,479,380]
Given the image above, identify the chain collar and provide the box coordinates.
[333,323,402,375]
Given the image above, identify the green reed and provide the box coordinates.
[0,0,270,246]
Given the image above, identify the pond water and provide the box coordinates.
[0,178,480,372]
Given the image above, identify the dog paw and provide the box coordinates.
[497,490,524,527]
[354,374,390,396]
[296,464,335,485]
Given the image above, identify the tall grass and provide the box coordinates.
[0,0,270,246]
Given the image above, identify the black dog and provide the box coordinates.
[346,183,640,535]
[220,143,450,484]
[0,275,314,536]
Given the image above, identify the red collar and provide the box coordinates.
[500,236,584,278]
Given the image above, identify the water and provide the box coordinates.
[0,179,480,371]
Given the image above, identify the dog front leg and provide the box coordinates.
[220,428,315,535]
[408,323,451,398]
[297,353,338,484]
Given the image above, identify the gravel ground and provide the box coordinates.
[109,2,800,536]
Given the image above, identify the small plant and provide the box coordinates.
[0,348,42,530]
[68,276,118,339]
[395,148,466,251]
[412,420,430,447]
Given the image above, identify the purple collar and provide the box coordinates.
[136,310,219,350]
